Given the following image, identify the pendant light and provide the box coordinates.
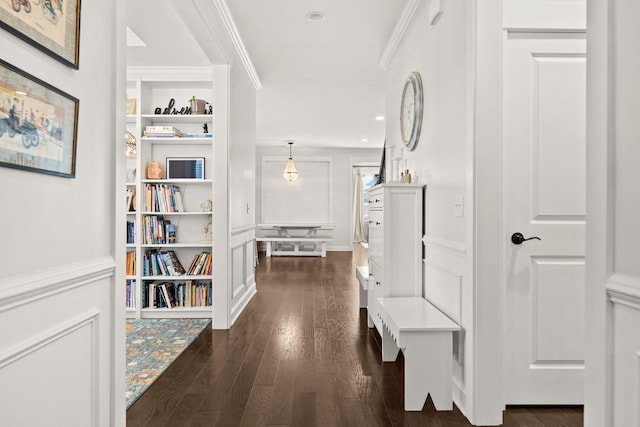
[283,141,299,182]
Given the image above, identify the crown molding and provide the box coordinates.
[127,66,214,81]
[378,0,424,70]
[213,0,262,90]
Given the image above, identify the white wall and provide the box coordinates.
[256,146,382,250]
[384,0,475,419]
[0,1,123,425]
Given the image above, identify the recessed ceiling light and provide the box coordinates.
[361,138,368,142]
[375,116,385,121]
[306,11,325,21]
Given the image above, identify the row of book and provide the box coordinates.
[126,279,137,309]
[127,221,136,244]
[142,215,176,245]
[144,184,184,213]
[126,188,136,212]
[142,281,212,308]
[143,249,185,276]
[126,251,136,275]
[186,251,212,276]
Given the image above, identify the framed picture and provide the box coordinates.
[0,58,79,178]
[0,0,81,69]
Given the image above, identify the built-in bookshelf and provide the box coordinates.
[126,67,216,320]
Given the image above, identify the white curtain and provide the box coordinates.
[352,167,365,243]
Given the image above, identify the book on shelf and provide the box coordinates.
[126,251,136,275]
[143,280,211,308]
[143,249,186,276]
[144,184,184,212]
[186,251,212,276]
[126,279,136,309]
[184,133,213,138]
[143,125,184,138]
[127,221,136,244]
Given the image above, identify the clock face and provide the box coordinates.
[400,72,423,151]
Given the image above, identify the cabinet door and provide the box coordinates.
[368,210,384,267]
[367,260,384,333]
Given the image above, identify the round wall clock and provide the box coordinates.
[400,71,423,151]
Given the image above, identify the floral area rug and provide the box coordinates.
[126,318,211,408]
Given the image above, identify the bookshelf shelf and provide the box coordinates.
[142,275,212,280]
[141,179,213,184]
[141,137,212,145]
[126,67,216,321]
[140,211,211,216]
[141,243,212,248]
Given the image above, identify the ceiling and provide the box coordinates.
[127,0,405,149]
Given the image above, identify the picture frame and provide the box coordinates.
[0,58,79,178]
[0,0,81,69]
[166,157,205,180]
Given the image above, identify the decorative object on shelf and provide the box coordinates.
[126,98,137,115]
[400,71,424,152]
[0,59,78,177]
[203,123,208,133]
[200,199,212,212]
[201,221,212,244]
[154,98,213,116]
[189,96,206,114]
[400,169,412,183]
[146,161,164,179]
[0,0,81,68]
[126,168,136,183]
[125,131,137,159]
[283,140,299,182]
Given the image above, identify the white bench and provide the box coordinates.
[256,237,334,257]
[355,266,369,308]
[376,297,460,411]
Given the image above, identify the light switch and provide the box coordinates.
[454,195,464,218]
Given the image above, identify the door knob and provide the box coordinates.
[511,232,541,245]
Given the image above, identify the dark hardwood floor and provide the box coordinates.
[127,249,583,427]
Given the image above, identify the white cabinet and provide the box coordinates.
[125,66,238,325]
[367,183,424,333]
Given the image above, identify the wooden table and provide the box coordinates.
[256,223,335,257]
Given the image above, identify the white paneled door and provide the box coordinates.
[503,32,586,404]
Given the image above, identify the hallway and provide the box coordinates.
[126,251,583,426]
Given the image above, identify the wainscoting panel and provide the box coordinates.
[230,226,257,325]
[608,275,640,427]
[0,258,114,427]
[530,256,585,365]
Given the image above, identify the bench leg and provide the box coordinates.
[266,241,272,257]
[403,332,453,411]
[359,287,367,308]
[381,325,400,362]
[321,242,326,257]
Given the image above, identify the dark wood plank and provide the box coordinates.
[127,250,584,427]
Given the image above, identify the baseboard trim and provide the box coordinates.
[229,281,257,328]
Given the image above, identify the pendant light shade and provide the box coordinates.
[283,141,299,182]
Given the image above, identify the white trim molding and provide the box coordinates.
[378,0,424,70]
[503,0,586,31]
[423,235,467,257]
[127,66,214,81]
[0,257,116,313]
[213,0,262,90]
[607,274,640,310]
